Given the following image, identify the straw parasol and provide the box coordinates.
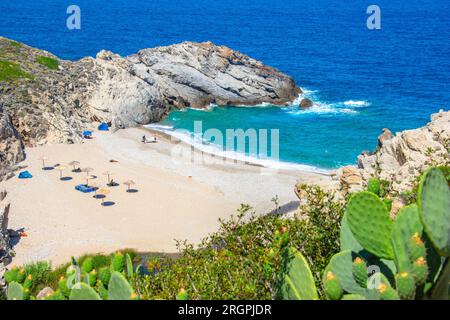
[84,175,96,187]
[96,188,110,205]
[68,161,80,171]
[57,166,67,179]
[103,171,114,185]
[123,180,136,191]
[38,156,49,169]
[81,167,94,177]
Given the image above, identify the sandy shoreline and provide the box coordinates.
[1,127,330,266]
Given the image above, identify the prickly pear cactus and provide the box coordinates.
[112,252,125,273]
[108,271,134,300]
[126,253,134,277]
[395,272,416,300]
[340,213,363,253]
[323,250,366,296]
[346,192,394,259]
[391,204,423,272]
[418,168,450,256]
[279,247,318,300]
[69,282,101,300]
[7,282,24,300]
[81,257,94,274]
[323,271,343,300]
[352,257,368,288]
[367,178,381,196]
[176,288,190,300]
[98,267,111,286]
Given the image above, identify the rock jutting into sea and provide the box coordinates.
[0,37,301,174]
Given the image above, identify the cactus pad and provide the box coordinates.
[279,248,318,300]
[340,213,364,253]
[69,282,101,300]
[346,192,394,259]
[352,257,368,288]
[108,271,134,300]
[324,250,366,295]
[391,204,423,272]
[7,282,24,300]
[418,167,450,256]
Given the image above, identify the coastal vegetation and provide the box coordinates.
[0,60,34,82]
[36,56,59,70]
[3,166,448,300]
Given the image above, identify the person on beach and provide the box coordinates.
[142,135,147,143]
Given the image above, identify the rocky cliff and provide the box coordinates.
[0,37,300,165]
[297,110,449,211]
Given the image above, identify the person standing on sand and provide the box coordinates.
[142,135,147,143]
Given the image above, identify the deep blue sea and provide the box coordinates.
[1,0,449,169]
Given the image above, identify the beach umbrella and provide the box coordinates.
[123,180,136,191]
[81,167,94,177]
[90,182,100,196]
[57,166,67,179]
[38,156,48,169]
[68,161,80,171]
[103,171,114,184]
[84,175,96,187]
[96,188,110,205]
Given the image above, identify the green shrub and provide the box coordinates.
[0,60,33,81]
[36,56,59,70]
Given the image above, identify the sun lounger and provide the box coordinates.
[75,184,96,193]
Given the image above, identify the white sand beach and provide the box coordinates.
[1,127,331,266]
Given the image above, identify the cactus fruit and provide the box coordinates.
[98,267,111,286]
[279,248,318,300]
[418,167,450,256]
[112,252,125,273]
[367,178,381,196]
[411,257,428,285]
[395,272,416,300]
[58,276,71,298]
[409,232,427,261]
[346,192,394,259]
[81,257,94,274]
[7,282,24,300]
[108,271,134,300]
[324,250,366,295]
[16,268,26,283]
[377,283,400,300]
[352,257,368,288]
[176,288,190,300]
[69,282,101,300]
[323,271,343,300]
[392,204,423,272]
[23,274,33,289]
[88,269,97,287]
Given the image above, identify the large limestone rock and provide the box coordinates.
[357,110,449,193]
[0,37,301,149]
[0,104,25,179]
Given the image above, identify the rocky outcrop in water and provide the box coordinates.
[0,37,300,153]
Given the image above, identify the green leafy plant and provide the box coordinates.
[36,56,59,70]
[280,167,450,300]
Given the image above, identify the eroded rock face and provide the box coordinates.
[357,110,449,193]
[1,191,13,285]
[0,105,25,179]
[300,98,313,109]
[0,37,301,149]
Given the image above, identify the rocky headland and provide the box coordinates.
[0,36,300,175]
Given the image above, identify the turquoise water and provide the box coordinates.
[1,0,449,169]
[154,96,373,170]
